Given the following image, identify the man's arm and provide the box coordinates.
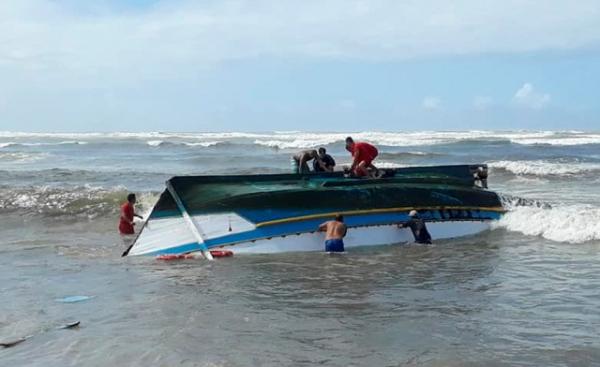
[318,222,329,232]
[350,151,360,171]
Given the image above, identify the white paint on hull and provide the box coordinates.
[129,216,195,256]
[218,221,491,254]
[129,213,256,256]
[129,213,492,256]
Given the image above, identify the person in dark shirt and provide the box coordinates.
[398,210,432,244]
[313,147,336,172]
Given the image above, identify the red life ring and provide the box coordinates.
[156,250,233,260]
[156,253,195,261]
[209,250,234,258]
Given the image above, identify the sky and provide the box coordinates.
[1,0,599,132]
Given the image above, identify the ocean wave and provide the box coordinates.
[0,141,88,148]
[488,160,600,177]
[373,161,409,169]
[493,204,600,244]
[146,140,222,147]
[0,142,17,148]
[0,185,159,218]
[1,130,599,148]
[0,152,49,163]
[378,151,443,159]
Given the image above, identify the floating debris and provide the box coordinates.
[56,296,94,303]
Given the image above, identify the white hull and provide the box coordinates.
[226,221,490,254]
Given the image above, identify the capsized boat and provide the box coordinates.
[123,165,504,259]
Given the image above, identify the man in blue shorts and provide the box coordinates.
[318,214,347,252]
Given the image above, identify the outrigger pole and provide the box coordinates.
[166,180,214,260]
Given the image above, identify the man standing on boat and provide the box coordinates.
[292,149,319,173]
[318,214,347,252]
[313,147,336,172]
[345,137,379,177]
[398,210,432,244]
[119,193,143,235]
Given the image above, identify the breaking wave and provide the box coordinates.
[494,194,600,244]
[488,160,600,177]
[494,204,600,244]
[0,152,49,163]
[146,140,223,147]
[0,141,88,148]
[2,130,599,150]
[0,185,159,218]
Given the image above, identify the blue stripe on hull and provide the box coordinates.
[143,210,502,256]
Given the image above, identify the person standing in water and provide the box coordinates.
[398,210,432,244]
[318,214,347,252]
[119,193,143,235]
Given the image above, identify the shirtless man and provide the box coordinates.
[292,149,319,173]
[345,137,379,177]
[318,214,347,252]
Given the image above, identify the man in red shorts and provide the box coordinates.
[119,193,144,235]
[345,136,379,177]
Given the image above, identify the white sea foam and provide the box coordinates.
[373,161,409,168]
[0,141,87,147]
[1,130,599,147]
[146,140,164,147]
[0,152,48,163]
[182,141,222,147]
[494,204,600,244]
[0,184,131,217]
[489,160,600,176]
[147,140,222,147]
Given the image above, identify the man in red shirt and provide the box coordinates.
[345,136,379,177]
[119,193,143,235]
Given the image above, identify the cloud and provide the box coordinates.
[473,96,493,110]
[513,83,551,109]
[422,96,441,110]
[1,0,600,84]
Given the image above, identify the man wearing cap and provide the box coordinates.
[398,210,432,244]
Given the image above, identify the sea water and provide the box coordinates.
[1,130,600,366]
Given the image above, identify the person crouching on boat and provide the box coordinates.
[318,214,347,252]
[345,137,379,177]
[292,149,318,173]
[398,210,432,244]
[313,147,336,172]
[119,193,143,235]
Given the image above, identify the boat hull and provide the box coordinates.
[124,165,504,257]
[220,221,492,254]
